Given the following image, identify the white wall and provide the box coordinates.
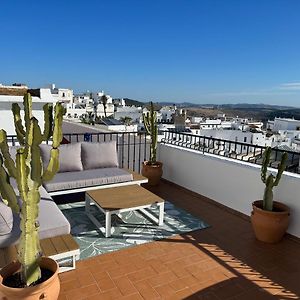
[158,143,300,238]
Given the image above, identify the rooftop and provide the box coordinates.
[57,180,300,299]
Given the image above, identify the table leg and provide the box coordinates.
[85,194,90,213]
[105,212,112,237]
[158,202,164,226]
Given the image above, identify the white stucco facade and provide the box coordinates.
[0,89,56,135]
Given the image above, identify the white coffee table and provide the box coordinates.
[85,184,165,237]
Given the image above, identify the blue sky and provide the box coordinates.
[1,0,300,106]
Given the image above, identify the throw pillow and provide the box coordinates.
[40,143,83,173]
[81,141,119,170]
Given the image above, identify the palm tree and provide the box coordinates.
[101,94,109,118]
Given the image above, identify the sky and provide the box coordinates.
[1,0,300,106]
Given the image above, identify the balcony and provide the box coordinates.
[6,132,300,299]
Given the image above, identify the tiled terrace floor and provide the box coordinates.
[58,181,300,300]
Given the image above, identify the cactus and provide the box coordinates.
[0,93,64,286]
[260,147,288,211]
[143,102,158,164]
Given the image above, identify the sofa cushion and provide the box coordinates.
[0,198,70,248]
[0,202,13,235]
[44,168,133,192]
[81,141,119,170]
[40,143,83,173]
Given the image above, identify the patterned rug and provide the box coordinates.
[58,201,209,260]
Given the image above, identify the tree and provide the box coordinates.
[101,94,109,118]
[120,116,132,126]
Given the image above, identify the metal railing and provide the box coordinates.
[7,132,151,173]
[6,130,300,174]
[161,131,300,174]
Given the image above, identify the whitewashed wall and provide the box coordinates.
[158,143,300,238]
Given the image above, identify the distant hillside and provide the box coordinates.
[185,103,300,121]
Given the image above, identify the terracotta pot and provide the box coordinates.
[251,200,290,243]
[0,257,60,300]
[141,161,163,186]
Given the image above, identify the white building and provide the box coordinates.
[114,106,142,122]
[0,85,56,135]
[49,84,73,104]
[267,118,300,132]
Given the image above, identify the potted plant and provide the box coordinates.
[0,93,64,299]
[141,102,163,186]
[251,147,289,243]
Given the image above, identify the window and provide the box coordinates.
[62,92,66,97]
[244,137,247,143]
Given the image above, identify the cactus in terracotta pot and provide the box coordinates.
[260,147,288,211]
[0,93,64,286]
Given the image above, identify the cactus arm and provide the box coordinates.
[42,103,64,181]
[42,104,53,141]
[12,103,25,145]
[273,152,288,186]
[52,103,64,148]
[28,118,43,186]
[16,148,41,286]
[0,130,17,178]
[0,155,20,213]
[263,175,274,211]
[23,93,33,133]
[261,147,271,184]
[143,113,151,135]
[42,148,60,182]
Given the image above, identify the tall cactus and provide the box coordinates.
[260,147,288,211]
[143,102,158,164]
[0,93,64,286]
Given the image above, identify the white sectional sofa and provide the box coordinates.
[0,140,146,248]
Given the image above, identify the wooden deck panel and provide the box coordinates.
[0,234,78,269]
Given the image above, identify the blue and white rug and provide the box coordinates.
[58,201,209,260]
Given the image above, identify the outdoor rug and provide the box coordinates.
[58,201,209,260]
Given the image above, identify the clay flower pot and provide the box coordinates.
[0,257,60,300]
[251,200,290,243]
[141,161,163,186]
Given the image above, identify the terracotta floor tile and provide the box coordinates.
[113,275,137,296]
[169,277,189,292]
[134,280,160,299]
[95,273,116,291]
[60,278,80,293]
[65,283,100,300]
[147,271,178,287]
[58,294,67,300]
[155,283,176,298]
[127,266,156,282]
[84,288,122,300]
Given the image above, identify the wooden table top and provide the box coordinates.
[87,184,164,211]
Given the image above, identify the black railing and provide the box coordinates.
[161,131,300,174]
[6,130,300,174]
[7,132,151,173]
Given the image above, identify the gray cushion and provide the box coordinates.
[81,141,119,170]
[0,198,70,248]
[44,168,133,192]
[0,202,13,235]
[40,143,83,173]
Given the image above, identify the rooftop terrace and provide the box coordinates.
[57,180,300,299]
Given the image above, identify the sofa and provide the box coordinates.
[0,140,145,248]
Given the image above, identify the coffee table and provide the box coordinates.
[85,185,165,237]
